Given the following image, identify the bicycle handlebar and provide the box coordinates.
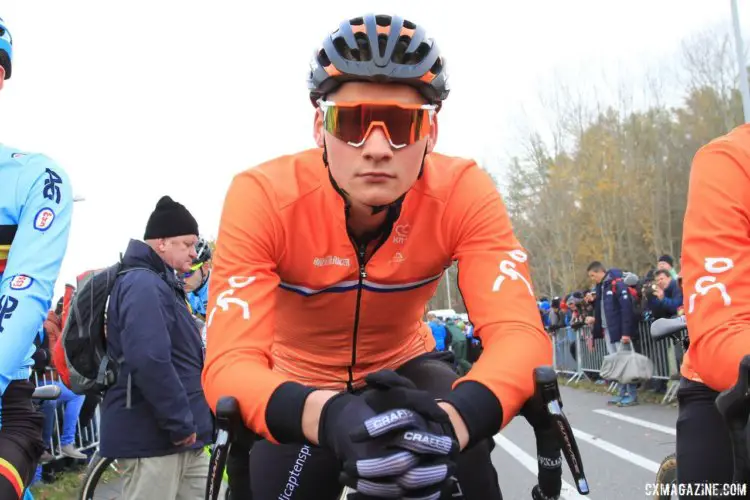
[32,385,62,401]
[531,366,589,495]
[206,397,244,500]
[205,366,590,500]
[715,354,750,486]
[649,316,686,342]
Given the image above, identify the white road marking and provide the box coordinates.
[572,427,660,473]
[593,409,676,436]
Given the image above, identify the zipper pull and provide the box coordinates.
[359,245,367,279]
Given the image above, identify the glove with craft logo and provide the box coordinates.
[343,370,460,500]
[319,391,422,499]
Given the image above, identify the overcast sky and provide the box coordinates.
[0,0,747,298]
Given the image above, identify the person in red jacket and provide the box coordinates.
[35,306,87,461]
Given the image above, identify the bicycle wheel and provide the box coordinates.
[653,453,677,499]
[79,451,115,500]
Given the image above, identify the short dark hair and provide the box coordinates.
[587,261,606,273]
[654,269,671,279]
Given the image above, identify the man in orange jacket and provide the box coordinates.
[679,123,750,497]
[202,13,551,500]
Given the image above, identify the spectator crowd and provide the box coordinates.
[538,254,686,406]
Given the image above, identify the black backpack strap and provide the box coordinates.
[117,266,163,279]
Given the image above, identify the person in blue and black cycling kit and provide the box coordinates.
[184,238,212,320]
[0,16,74,500]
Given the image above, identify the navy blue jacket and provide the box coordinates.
[100,239,213,459]
[647,279,683,319]
[592,268,636,343]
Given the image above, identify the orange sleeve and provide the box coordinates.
[441,165,552,442]
[682,136,750,393]
[201,171,313,444]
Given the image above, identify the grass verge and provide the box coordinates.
[29,465,120,500]
[559,373,678,407]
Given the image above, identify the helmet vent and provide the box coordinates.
[391,36,411,63]
[377,34,388,59]
[317,49,331,67]
[429,57,443,75]
[412,42,431,64]
[375,15,392,27]
[333,36,355,61]
[355,32,371,61]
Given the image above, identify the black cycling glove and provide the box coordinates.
[342,370,460,499]
[319,392,420,498]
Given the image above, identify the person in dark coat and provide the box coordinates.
[647,270,684,319]
[100,196,217,500]
[585,261,639,406]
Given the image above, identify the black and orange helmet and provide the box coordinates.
[308,14,449,107]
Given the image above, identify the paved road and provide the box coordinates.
[94,385,677,499]
[492,384,677,500]
[93,473,122,500]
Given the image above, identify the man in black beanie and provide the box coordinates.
[143,195,201,273]
[99,196,218,499]
[657,254,679,281]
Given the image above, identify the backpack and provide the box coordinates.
[58,260,149,395]
[611,278,642,318]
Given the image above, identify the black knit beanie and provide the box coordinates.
[144,196,199,239]
[658,254,674,267]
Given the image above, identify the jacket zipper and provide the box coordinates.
[343,202,400,391]
[346,229,397,391]
[347,243,368,392]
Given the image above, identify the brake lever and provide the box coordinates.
[534,366,590,495]
[205,396,242,500]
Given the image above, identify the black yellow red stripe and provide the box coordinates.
[0,224,17,275]
[0,244,9,274]
[0,244,8,255]
[0,457,24,498]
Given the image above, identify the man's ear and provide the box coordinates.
[313,108,325,148]
[426,115,439,153]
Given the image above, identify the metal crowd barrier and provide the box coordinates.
[551,319,687,404]
[32,369,101,463]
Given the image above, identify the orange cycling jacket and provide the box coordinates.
[681,124,750,391]
[201,148,551,445]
